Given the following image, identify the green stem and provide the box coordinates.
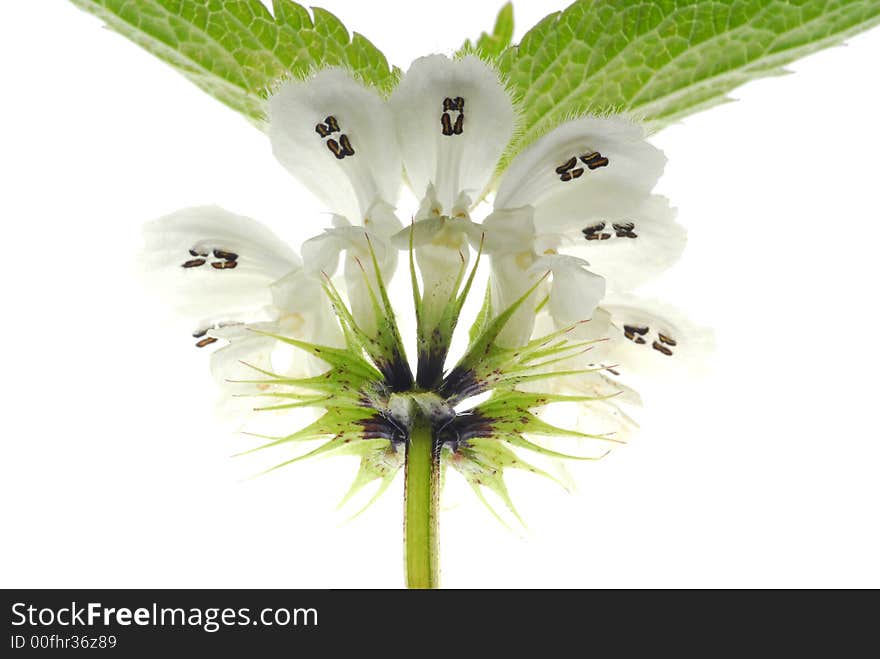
[404,405,440,589]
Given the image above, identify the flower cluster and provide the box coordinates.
[143,54,709,520]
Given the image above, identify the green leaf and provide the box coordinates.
[69,0,398,126]
[498,0,880,162]
[458,2,515,60]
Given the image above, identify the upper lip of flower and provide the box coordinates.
[268,67,403,234]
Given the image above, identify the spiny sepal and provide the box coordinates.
[232,227,635,528]
[231,259,417,510]
[411,225,484,389]
[319,236,412,392]
[438,385,618,526]
[441,278,606,405]
[336,441,405,520]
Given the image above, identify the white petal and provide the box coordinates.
[271,277,344,378]
[269,68,402,225]
[206,321,305,422]
[570,396,640,444]
[389,214,497,324]
[532,254,606,329]
[489,251,544,347]
[571,371,643,408]
[480,207,538,255]
[416,221,470,317]
[141,206,299,320]
[302,224,397,334]
[302,224,396,280]
[209,303,340,401]
[343,249,397,336]
[363,199,404,238]
[417,237,467,298]
[390,216,447,250]
[563,196,686,291]
[300,226,346,278]
[515,371,640,453]
[208,322,278,393]
[515,351,643,450]
[390,214,479,252]
[269,268,344,350]
[600,294,714,377]
[269,268,323,315]
[391,55,515,214]
[494,116,665,232]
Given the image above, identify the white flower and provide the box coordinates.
[479,194,686,344]
[493,116,666,228]
[482,113,668,342]
[141,206,339,411]
[301,216,398,335]
[381,54,677,349]
[390,54,515,216]
[268,68,403,236]
[392,202,480,310]
[532,292,713,381]
[135,50,714,553]
[529,370,642,449]
[597,293,714,378]
[388,55,515,315]
[558,195,686,292]
[268,68,408,329]
[482,207,606,346]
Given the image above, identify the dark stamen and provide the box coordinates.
[612,222,638,239]
[453,113,464,135]
[339,134,355,156]
[556,157,577,174]
[213,249,238,262]
[326,139,344,159]
[652,341,673,356]
[581,151,610,170]
[658,333,677,347]
[441,113,454,136]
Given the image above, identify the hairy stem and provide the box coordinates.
[404,405,440,589]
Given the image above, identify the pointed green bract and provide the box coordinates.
[68,0,398,125]
[497,0,880,165]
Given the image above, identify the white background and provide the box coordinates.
[1,1,878,589]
